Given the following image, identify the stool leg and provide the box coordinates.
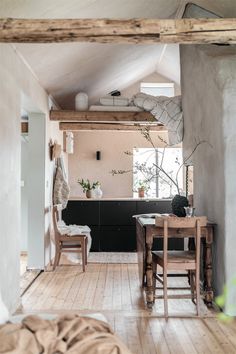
[85,237,88,265]
[53,248,61,270]
[163,268,168,318]
[190,270,195,303]
[152,260,157,299]
[196,267,200,316]
[82,241,86,272]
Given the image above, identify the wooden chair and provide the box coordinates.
[152,216,207,317]
[52,205,88,272]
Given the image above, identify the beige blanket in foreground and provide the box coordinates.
[0,314,133,354]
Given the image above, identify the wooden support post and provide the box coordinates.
[59,122,165,131]
[50,110,155,122]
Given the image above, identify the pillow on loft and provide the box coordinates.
[99,96,129,106]
[0,291,9,324]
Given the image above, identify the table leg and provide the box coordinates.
[203,228,214,307]
[136,221,146,287]
[146,240,154,309]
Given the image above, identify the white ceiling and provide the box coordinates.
[0,0,183,19]
[1,0,236,109]
[15,42,171,108]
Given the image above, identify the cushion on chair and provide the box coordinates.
[152,251,195,263]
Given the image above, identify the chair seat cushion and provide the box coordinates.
[152,250,195,263]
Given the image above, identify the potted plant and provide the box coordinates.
[136,180,149,198]
[78,178,99,198]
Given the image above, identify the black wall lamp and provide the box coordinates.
[96,151,101,160]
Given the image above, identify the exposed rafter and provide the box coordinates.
[50,110,155,122]
[0,18,236,44]
[59,122,165,131]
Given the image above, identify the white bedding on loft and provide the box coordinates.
[133,92,183,145]
[89,105,142,112]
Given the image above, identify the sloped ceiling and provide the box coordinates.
[15,42,169,108]
[0,0,235,109]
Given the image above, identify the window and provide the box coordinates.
[140,82,175,97]
[133,147,183,198]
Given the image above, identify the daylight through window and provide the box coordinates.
[133,147,183,199]
[140,82,175,97]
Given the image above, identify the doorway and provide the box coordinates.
[20,96,46,294]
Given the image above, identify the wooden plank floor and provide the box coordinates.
[18,259,236,354]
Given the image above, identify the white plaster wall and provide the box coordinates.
[181,45,236,314]
[27,113,46,269]
[221,57,236,313]
[45,121,68,267]
[69,130,168,197]
[0,44,65,312]
[20,138,29,251]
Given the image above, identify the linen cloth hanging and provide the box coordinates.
[53,157,70,209]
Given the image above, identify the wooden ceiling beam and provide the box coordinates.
[0,18,236,44]
[50,110,155,122]
[59,122,165,131]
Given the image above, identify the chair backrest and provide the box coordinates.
[155,216,207,265]
[155,216,207,228]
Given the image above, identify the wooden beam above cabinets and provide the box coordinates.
[0,18,235,44]
[21,122,28,133]
[50,110,155,122]
[59,122,165,131]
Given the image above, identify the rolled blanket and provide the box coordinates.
[0,314,133,354]
[133,92,183,145]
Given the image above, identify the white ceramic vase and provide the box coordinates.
[94,185,103,198]
[75,92,88,111]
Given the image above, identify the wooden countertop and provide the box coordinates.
[69,197,172,201]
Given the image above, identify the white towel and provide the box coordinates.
[58,220,92,263]
[99,95,130,106]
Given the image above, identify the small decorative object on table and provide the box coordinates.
[171,194,189,217]
[78,178,99,198]
[184,206,195,217]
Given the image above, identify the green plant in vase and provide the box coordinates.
[135,180,149,198]
[78,178,99,198]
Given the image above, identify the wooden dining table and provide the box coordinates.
[136,216,214,309]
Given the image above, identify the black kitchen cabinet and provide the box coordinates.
[100,226,136,251]
[100,201,136,225]
[136,200,172,214]
[89,226,100,251]
[62,201,100,251]
[152,237,183,251]
[62,199,182,252]
[62,201,99,225]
